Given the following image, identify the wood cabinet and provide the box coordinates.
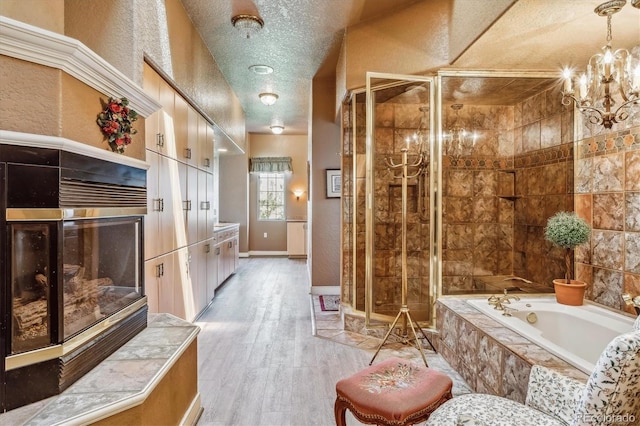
[142,63,228,322]
[214,225,239,289]
[287,221,307,258]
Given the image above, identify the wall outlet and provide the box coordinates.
[263,232,268,238]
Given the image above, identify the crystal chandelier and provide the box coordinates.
[231,14,264,39]
[444,104,475,160]
[561,0,640,129]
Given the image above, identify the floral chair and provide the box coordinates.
[425,328,640,426]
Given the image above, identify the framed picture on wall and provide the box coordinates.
[326,169,341,198]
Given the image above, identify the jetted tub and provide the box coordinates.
[467,297,635,374]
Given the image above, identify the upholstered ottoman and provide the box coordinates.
[334,357,453,426]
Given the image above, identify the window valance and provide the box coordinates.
[249,157,293,173]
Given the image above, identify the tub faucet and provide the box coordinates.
[499,289,520,304]
[622,293,640,315]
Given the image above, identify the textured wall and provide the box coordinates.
[342,0,450,92]
[0,57,62,136]
[0,0,64,33]
[311,76,341,287]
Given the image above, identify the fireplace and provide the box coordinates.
[1,143,148,411]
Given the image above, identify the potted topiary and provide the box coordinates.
[544,211,591,306]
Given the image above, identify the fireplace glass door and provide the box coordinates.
[11,224,53,354]
[63,217,143,338]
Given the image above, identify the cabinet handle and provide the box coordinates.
[156,263,164,277]
[153,198,165,212]
[185,148,192,159]
[204,158,211,168]
[201,201,210,210]
[228,241,232,249]
[183,200,192,211]
[205,243,211,253]
[215,247,221,255]
[157,133,164,147]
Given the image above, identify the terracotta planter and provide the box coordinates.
[553,279,587,306]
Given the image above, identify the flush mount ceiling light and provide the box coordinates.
[259,93,279,106]
[249,64,273,75]
[231,14,264,39]
[561,0,640,129]
[270,125,284,135]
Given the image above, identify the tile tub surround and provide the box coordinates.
[19,314,200,426]
[436,297,589,404]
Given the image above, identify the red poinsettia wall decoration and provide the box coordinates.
[97,97,139,154]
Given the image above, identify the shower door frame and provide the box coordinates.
[363,72,438,328]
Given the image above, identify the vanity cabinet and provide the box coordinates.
[214,224,239,288]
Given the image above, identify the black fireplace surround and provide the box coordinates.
[0,144,148,412]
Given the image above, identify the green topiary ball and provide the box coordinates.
[544,211,591,249]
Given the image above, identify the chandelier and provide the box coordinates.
[231,14,264,39]
[561,0,640,129]
[444,104,475,160]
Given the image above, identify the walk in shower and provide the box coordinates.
[341,70,569,328]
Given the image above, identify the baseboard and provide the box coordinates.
[181,392,202,426]
[239,252,249,258]
[310,285,340,295]
[248,251,288,256]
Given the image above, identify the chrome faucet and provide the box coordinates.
[622,293,640,315]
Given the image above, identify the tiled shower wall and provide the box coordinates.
[575,124,640,314]
[442,85,574,293]
[372,102,431,320]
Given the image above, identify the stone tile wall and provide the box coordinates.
[575,125,640,314]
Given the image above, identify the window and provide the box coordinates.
[258,173,285,220]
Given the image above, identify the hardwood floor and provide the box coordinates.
[195,257,371,425]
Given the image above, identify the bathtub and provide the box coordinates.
[467,297,635,374]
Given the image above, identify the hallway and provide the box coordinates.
[194,257,468,426]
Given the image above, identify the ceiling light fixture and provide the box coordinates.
[249,64,273,75]
[270,125,284,135]
[259,93,279,106]
[231,14,264,39]
[561,0,640,129]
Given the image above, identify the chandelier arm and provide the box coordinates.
[613,98,640,122]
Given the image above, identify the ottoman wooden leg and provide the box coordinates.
[334,397,348,426]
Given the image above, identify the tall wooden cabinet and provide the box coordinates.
[142,63,228,322]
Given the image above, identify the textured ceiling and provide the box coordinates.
[181,0,640,138]
[180,0,420,136]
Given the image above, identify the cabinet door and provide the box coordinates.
[145,151,160,260]
[187,106,199,167]
[157,79,175,158]
[173,247,192,321]
[144,259,160,314]
[287,222,307,256]
[158,155,178,253]
[155,253,175,314]
[197,170,208,241]
[174,95,190,163]
[215,243,224,288]
[205,172,215,239]
[205,238,217,302]
[143,64,161,152]
[187,165,199,245]
[201,122,214,171]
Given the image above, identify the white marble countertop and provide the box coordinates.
[24,314,200,426]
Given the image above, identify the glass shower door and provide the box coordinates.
[364,72,436,327]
